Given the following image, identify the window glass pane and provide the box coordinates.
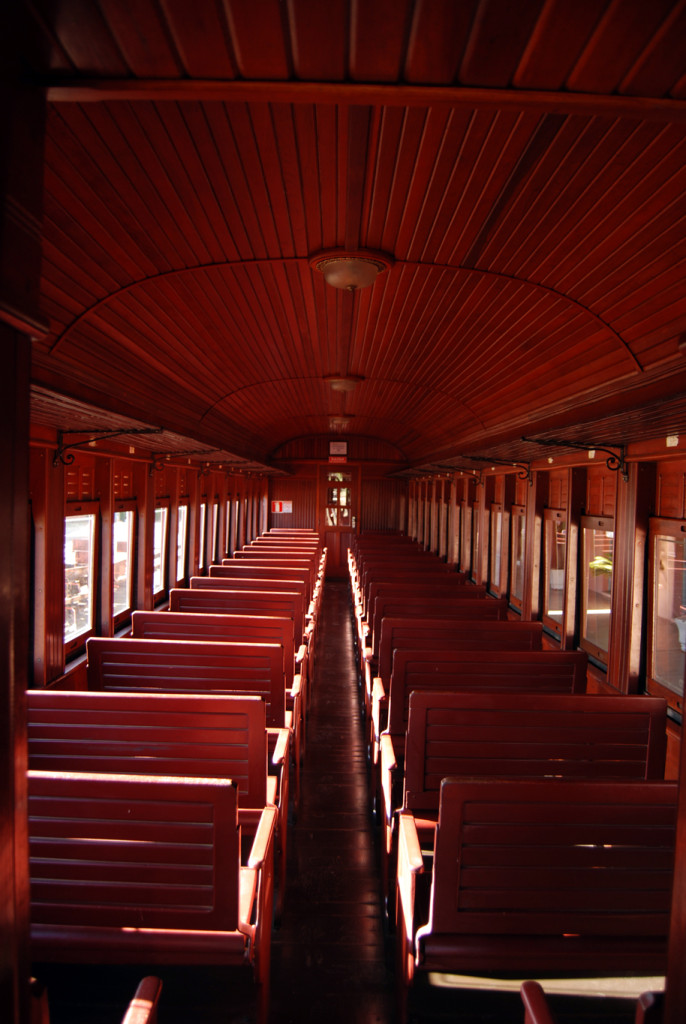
[177,505,188,582]
[64,513,96,642]
[544,515,566,630]
[652,532,686,700]
[199,503,207,569]
[153,507,168,594]
[582,523,614,661]
[211,502,219,563]
[490,507,502,592]
[113,510,134,618]
[461,504,472,573]
[511,510,525,603]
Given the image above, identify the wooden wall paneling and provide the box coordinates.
[608,462,656,694]
[29,447,64,686]
[0,324,31,1024]
[656,459,686,518]
[666,679,686,1024]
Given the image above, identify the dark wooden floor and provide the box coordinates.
[33,580,651,1024]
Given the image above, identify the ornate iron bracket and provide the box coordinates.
[54,427,163,467]
[460,455,532,484]
[521,437,628,481]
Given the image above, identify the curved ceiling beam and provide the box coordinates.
[48,257,640,370]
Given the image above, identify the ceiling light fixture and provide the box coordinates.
[310,249,393,291]
[324,374,363,392]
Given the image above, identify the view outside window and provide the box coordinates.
[581,517,614,663]
[510,506,525,608]
[64,513,96,642]
[177,504,188,583]
[326,473,352,527]
[198,503,207,570]
[211,501,220,563]
[649,524,686,708]
[543,511,566,635]
[490,505,502,594]
[461,503,472,574]
[153,506,168,595]
[112,509,135,619]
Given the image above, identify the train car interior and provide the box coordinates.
[2,2,686,1023]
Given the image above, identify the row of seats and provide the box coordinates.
[27,528,325,1024]
[348,530,673,1024]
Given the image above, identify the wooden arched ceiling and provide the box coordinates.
[14,0,686,473]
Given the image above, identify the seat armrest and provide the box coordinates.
[247,805,278,870]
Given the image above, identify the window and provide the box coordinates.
[210,501,220,564]
[112,507,136,625]
[64,507,97,651]
[153,504,169,598]
[647,518,686,713]
[543,509,566,638]
[489,503,508,596]
[510,505,526,611]
[177,503,188,584]
[325,472,352,527]
[460,502,472,574]
[198,502,207,570]
[581,516,614,665]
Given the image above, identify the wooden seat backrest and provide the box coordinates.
[208,565,313,602]
[362,574,476,619]
[29,770,241,930]
[86,637,286,727]
[370,595,508,661]
[26,690,270,808]
[376,618,543,688]
[182,583,306,639]
[429,776,676,948]
[387,649,588,738]
[404,690,669,815]
[131,610,296,686]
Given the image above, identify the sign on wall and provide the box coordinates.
[271,500,293,513]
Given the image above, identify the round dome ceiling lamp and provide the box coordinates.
[310,249,393,291]
[324,374,363,392]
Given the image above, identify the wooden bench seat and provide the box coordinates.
[209,564,318,609]
[365,618,544,737]
[26,689,290,919]
[520,981,664,1024]
[85,635,304,801]
[29,770,277,1017]
[188,578,311,644]
[360,594,508,681]
[396,777,677,1023]
[131,608,308,714]
[380,689,668,920]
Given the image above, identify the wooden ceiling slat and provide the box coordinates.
[223,0,291,80]
[618,3,686,98]
[287,0,348,81]
[249,104,299,257]
[404,0,476,84]
[159,0,238,79]
[349,0,413,82]
[512,0,607,91]
[97,0,183,78]
[458,0,547,88]
[31,0,129,75]
[566,0,682,95]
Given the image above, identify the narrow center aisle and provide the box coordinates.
[268,579,396,1024]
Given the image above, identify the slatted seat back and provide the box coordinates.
[362,573,474,620]
[29,770,240,931]
[86,637,286,727]
[183,582,306,640]
[376,618,543,689]
[27,690,269,808]
[131,610,296,687]
[404,691,668,815]
[430,777,677,947]
[370,595,508,661]
[208,565,313,603]
[387,649,588,738]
